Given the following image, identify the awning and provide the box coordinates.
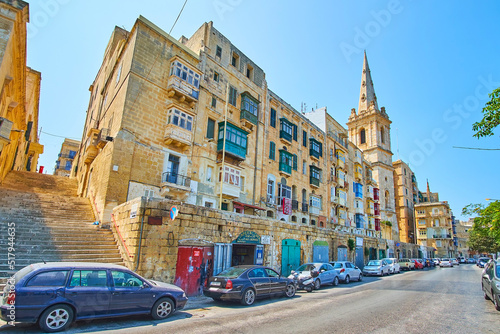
[233,201,266,211]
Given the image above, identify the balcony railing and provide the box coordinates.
[161,172,191,187]
[167,76,199,102]
[291,200,299,210]
[302,203,309,212]
[310,176,320,187]
[280,130,292,142]
[279,162,292,175]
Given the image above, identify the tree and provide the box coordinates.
[347,238,355,262]
[472,87,500,138]
[462,201,500,253]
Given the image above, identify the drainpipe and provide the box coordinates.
[134,196,147,272]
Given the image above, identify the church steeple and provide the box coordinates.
[358,51,379,113]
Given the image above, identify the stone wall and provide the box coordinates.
[112,196,430,283]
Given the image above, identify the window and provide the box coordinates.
[241,93,258,117]
[246,64,253,79]
[309,138,322,159]
[216,45,222,58]
[303,130,307,147]
[211,96,217,108]
[418,220,426,225]
[206,118,215,139]
[280,118,294,141]
[65,161,72,171]
[360,128,366,144]
[111,271,143,287]
[269,141,275,160]
[205,202,213,208]
[219,166,241,187]
[168,108,193,131]
[229,86,237,106]
[221,202,228,211]
[26,271,68,287]
[69,150,76,159]
[115,64,122,85]
[303,161,307,175]
[170,60,200,89]
[267,179,275,199]
[270,108,276,128]
[144,189,154,198]
[380,127,385,144]
[231,52,239,68]
[293,124,298,141]
[279,150,293,174]
[213,71,219,82]
[240,176,245,191]
[310,195,321,208]
[206,166,213,182]
[70,270,108,287]
[310,166,321,182]
[278,183,292,203]
[217,122,248,159]
[292,154,297,171]
[353,182,363,198]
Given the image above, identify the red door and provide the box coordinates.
[174,246,213,296]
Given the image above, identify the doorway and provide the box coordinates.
[231,244,255,266]
[174,246,213,297]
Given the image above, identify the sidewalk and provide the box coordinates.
[184,295,214,310]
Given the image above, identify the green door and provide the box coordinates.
[281,239,301,276]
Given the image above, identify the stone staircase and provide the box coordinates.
[0,171,123,289]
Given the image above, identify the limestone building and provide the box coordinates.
[73,17,432,292]
[54,138,80,177]
[393,159,419,244]
[346,52,399,242]
[0,0,43,182]
[414,182,455,257]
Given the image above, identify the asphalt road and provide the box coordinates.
[1,264,498,333]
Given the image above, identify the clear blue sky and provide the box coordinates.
[27,0,500,221]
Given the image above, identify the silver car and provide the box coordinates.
[289,263,340,290]
[381,258,400,274]
[330,261,363,283]
[440,258,453,267]
[363,260,390,277]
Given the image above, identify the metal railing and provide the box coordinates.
[161,172,191,187]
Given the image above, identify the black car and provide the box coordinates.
[477,257,491,268]
[204,265,296,306]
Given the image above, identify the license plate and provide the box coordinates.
[210,281,221,286]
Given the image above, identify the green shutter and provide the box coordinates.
[270,141,275,160]
[293,154,297,170]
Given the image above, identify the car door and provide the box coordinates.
[108,270,155,315]
[265,268,285,295]
[248,268,270,297]
[19,270,69,314]
[65,269,112,318]
[483,263,493,299]
[345,262,356,280]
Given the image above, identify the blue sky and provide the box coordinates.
[27,0,500,221]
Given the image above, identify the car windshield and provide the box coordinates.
[496,265,500,278]
[367,260,381,266]
[216,267,247,278]
[296,264,316,272]
[331,262,343,269]
[385,259,393,264]
[441,258,449,261]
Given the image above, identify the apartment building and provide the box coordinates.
[54,138,80,176]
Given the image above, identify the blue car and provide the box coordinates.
[0,262,187,333]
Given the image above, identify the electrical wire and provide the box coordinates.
[169,0,188,35]
[40,131,80,141]
[452,146,500,151]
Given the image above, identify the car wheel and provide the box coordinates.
[494,293,500,311]
[241,288,256,306]
[483,286,490,300]
[332,276,339,286]
[151,297,174,320]
[285,284,296,298]
[38,304,74,333]
[314,279,321,290]
[345,275,350,284]
[358,274,363,282]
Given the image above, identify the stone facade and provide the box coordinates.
[393,159,418,244]
[0,1,43,182]
[54,138,80,176]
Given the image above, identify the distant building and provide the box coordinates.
[393,160,418,244]
[0,0,43,181]
[54,138,80,177]
[455,219,472,258]
[414,181,455,257]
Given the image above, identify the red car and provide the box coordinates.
[411,259,424,269]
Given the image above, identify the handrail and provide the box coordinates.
[111,213,133,259]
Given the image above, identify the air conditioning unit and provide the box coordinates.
[0,117,13,149]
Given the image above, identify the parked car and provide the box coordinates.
[467,258,476,264]
[411,259,424,270]
[0,262,187,333]
[329,261,363,283]
[450,258,459,266]
[398,258,415,271]
[423,258,435,267]
[204,265,295,306]
[432,258,441,266]
[363,260,390,276]
[381,258,400,274]
[477,257,491,268]
[482,260,500,311]
[459,257,466,264]
[288,263,340,290]
[439,258,453,267]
